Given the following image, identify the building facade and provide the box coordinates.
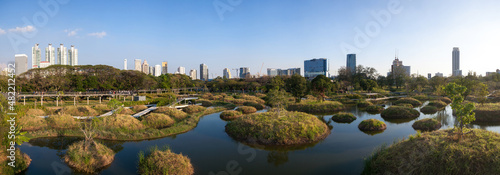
[134,59,141,71]
[390,57,411,76]
[223,68,231,79]
[142,60,149,74]
[240,67,250,78]
[15,54,28,75]
[162,62,168,74]
[200,63,208,81]
[45,44,55,64]
[452,47,461,76]
[154,64,161,76]
[124,59,127,70]
[57,44,67,65]
[435,72,444,77]
[177,66,185,75]
[32,43,41,69]
[68,45,78,66]
[346,54,356,74]
[190,69,197,80]
[304,58,328,79]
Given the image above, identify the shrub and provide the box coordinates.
[46,114,79,130]
[151,97,175,106]
[365,105,384,113]
[183,105,206,114]
[220,110,243,120]
[138,146,194,175]
[381,106,420,119]
[393,98,422,108]
[142,113,175,129]
[19,115,48,131]
[427,101,447,108]
[64,141,115,173]
[154,107,188,120]
[287,101,344,113]
[412,118,441,131]
[331,112,356,123]
[243,101,265,110]
[358,119,387,131]
[236,106,257,114]
[438,97,452,104]
[420,106,438,114]
[357,101,373,108]
[60,106,99,116]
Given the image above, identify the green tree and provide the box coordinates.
[311,75,332,101]
[443,82,475,141]
[270,76,285,91]
[474,83,489,105]
[286,74,307,102]
[267,89,289,116]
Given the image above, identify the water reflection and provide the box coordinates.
[359,130,385,136]
[267,151,289,167]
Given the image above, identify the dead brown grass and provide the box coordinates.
[60,106,99,116]
[64,141,115,173]
[138,147,194,175]
[142,113,175,129]
[26,109,46,116]
[46,114,79,130]
[154,107,188,120]
[18,115,48,131]
[98,114,146,131]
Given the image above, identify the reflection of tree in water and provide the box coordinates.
[317,115,333,130]
[267,151,289,167]
[434,110,451,127]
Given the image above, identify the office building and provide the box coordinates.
[452,47,461,76]
[68,45,78,66]
[154,65,161,76]
[124,59,127,70]
[142,60,149,74]
[390,57,411,76]
[223,68,231,79]
[267,68,278,77]
[304,58,328,79]
[428,73,432,79]
[486,72,497,76]
[268,68,301,77]
[15,54,28,75]
[240,67,250,78]
[45,44,55,64]
[435,72,444,77]
[190,69,197,80]
[346,54,356,74]
[149,66,154,75]
[176,66,185,75]
[200,63,208,81]
[162,62,168,74]
[134,59,141,71]
[31,44,41,68]
[57,44,67,65]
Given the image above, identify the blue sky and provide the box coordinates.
[1,0,499,78]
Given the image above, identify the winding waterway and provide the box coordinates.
[18,102,500,174]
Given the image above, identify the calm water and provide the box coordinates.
[19,102,500,175]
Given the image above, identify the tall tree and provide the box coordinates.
[311,75,332,101]
[285,74,307,102]
[443,83,475,141]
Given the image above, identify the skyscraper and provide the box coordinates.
[346,54,356,74]
[68,45,78,66]
[32,43,41,68]
[142,60,149,74]
[452,47,462,76]
[45,44,55,65]
[57,44,67,65]
[161,62,168,74]
[177,66,185,75]
[304,58,328,79]
[134,59,141,71]
[154,65,161,76]
[149,66,154,75]
[124,59,127,70]
[200,63,208,81]
[240,67,250,78]
[190,69,197,80]
[15,54,28,75]
[223,68,231,79]
[267,68,278,77]
[268,68,301,77]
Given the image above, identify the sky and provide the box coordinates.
[1,0,500,78]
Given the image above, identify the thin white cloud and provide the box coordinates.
[0,28,5,35]
[88,31,107,38]
[65,29,81,37]
[8,25,36,33]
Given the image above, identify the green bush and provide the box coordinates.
[358,119,386,131]
[427,101,447,108]
[420,105,438,114]
[220,110,243,120]
[381,106,420,119]
[236,106,257,114]
[412,118,441,131]
[365,105,384,113]
[393,98,422,108]
[331,112,356,123]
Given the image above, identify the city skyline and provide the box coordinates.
[1,1,500,77]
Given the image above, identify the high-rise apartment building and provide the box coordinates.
[435,72,444,77]
[134,59,141,71]
[346,54,356,74]
[268,68,300,77]
[15,54,28,75]
[390,57,411,76]
[240,67,250,78]
[304,58,328,79]
[32,44,41,68]
[177,66,185,75]
[154,65,161,76]
[267,68,278,77]
[68,45,78,66]
[190,69,197,80]
[45,44,55,65]
[428,73,432,79]
[149,66,154,75]
[161,62,168,74]
[142,60,149,74]
[452,47,462,76]
[57,44,67,65]
[124,59,127,70]
[200,63,208,81]
[223,68,231,79]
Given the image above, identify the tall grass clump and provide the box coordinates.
[138,146,194,175]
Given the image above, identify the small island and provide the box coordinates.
[412,118,441,131]
[138,146,194,175]
[358,119,387,131]
[331,112,356,123]
[381,106,420,119]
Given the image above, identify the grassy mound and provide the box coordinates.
[183,105,206,114]
[243,101,265,110]
[231,99,246,105]
[220,110,243,121]
[96,114,146,131]
[19,115,48,131]
[138,146,194,175]
[287,101,344,113]
[474,103,500,122]
[358,119,387,131]
[438,97,452,104]
[393,97,422,107]
[0,149,31,174]
[154,107,188,120]
[363,129,500,175]
[142,113,175,129]
[117,107,135,115]
[242,94,266,104]
[420,105,438,114]
[394,103,413,108]
[412,118,441,131]
[427,101,447,108]
[26,109,46,116]
[381,106,420,119]
[132,105,149,113]
[225,110,330,145]
[357,101,373,108]
[331,112,356,123]
[93,104,112,114]
[412,94,430,102]
[60,106,99,116]
[64,141,115,173]
[197,99,213,107]
[236,106,257,114]
[46,114,79,129]
[365,105,384,113]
